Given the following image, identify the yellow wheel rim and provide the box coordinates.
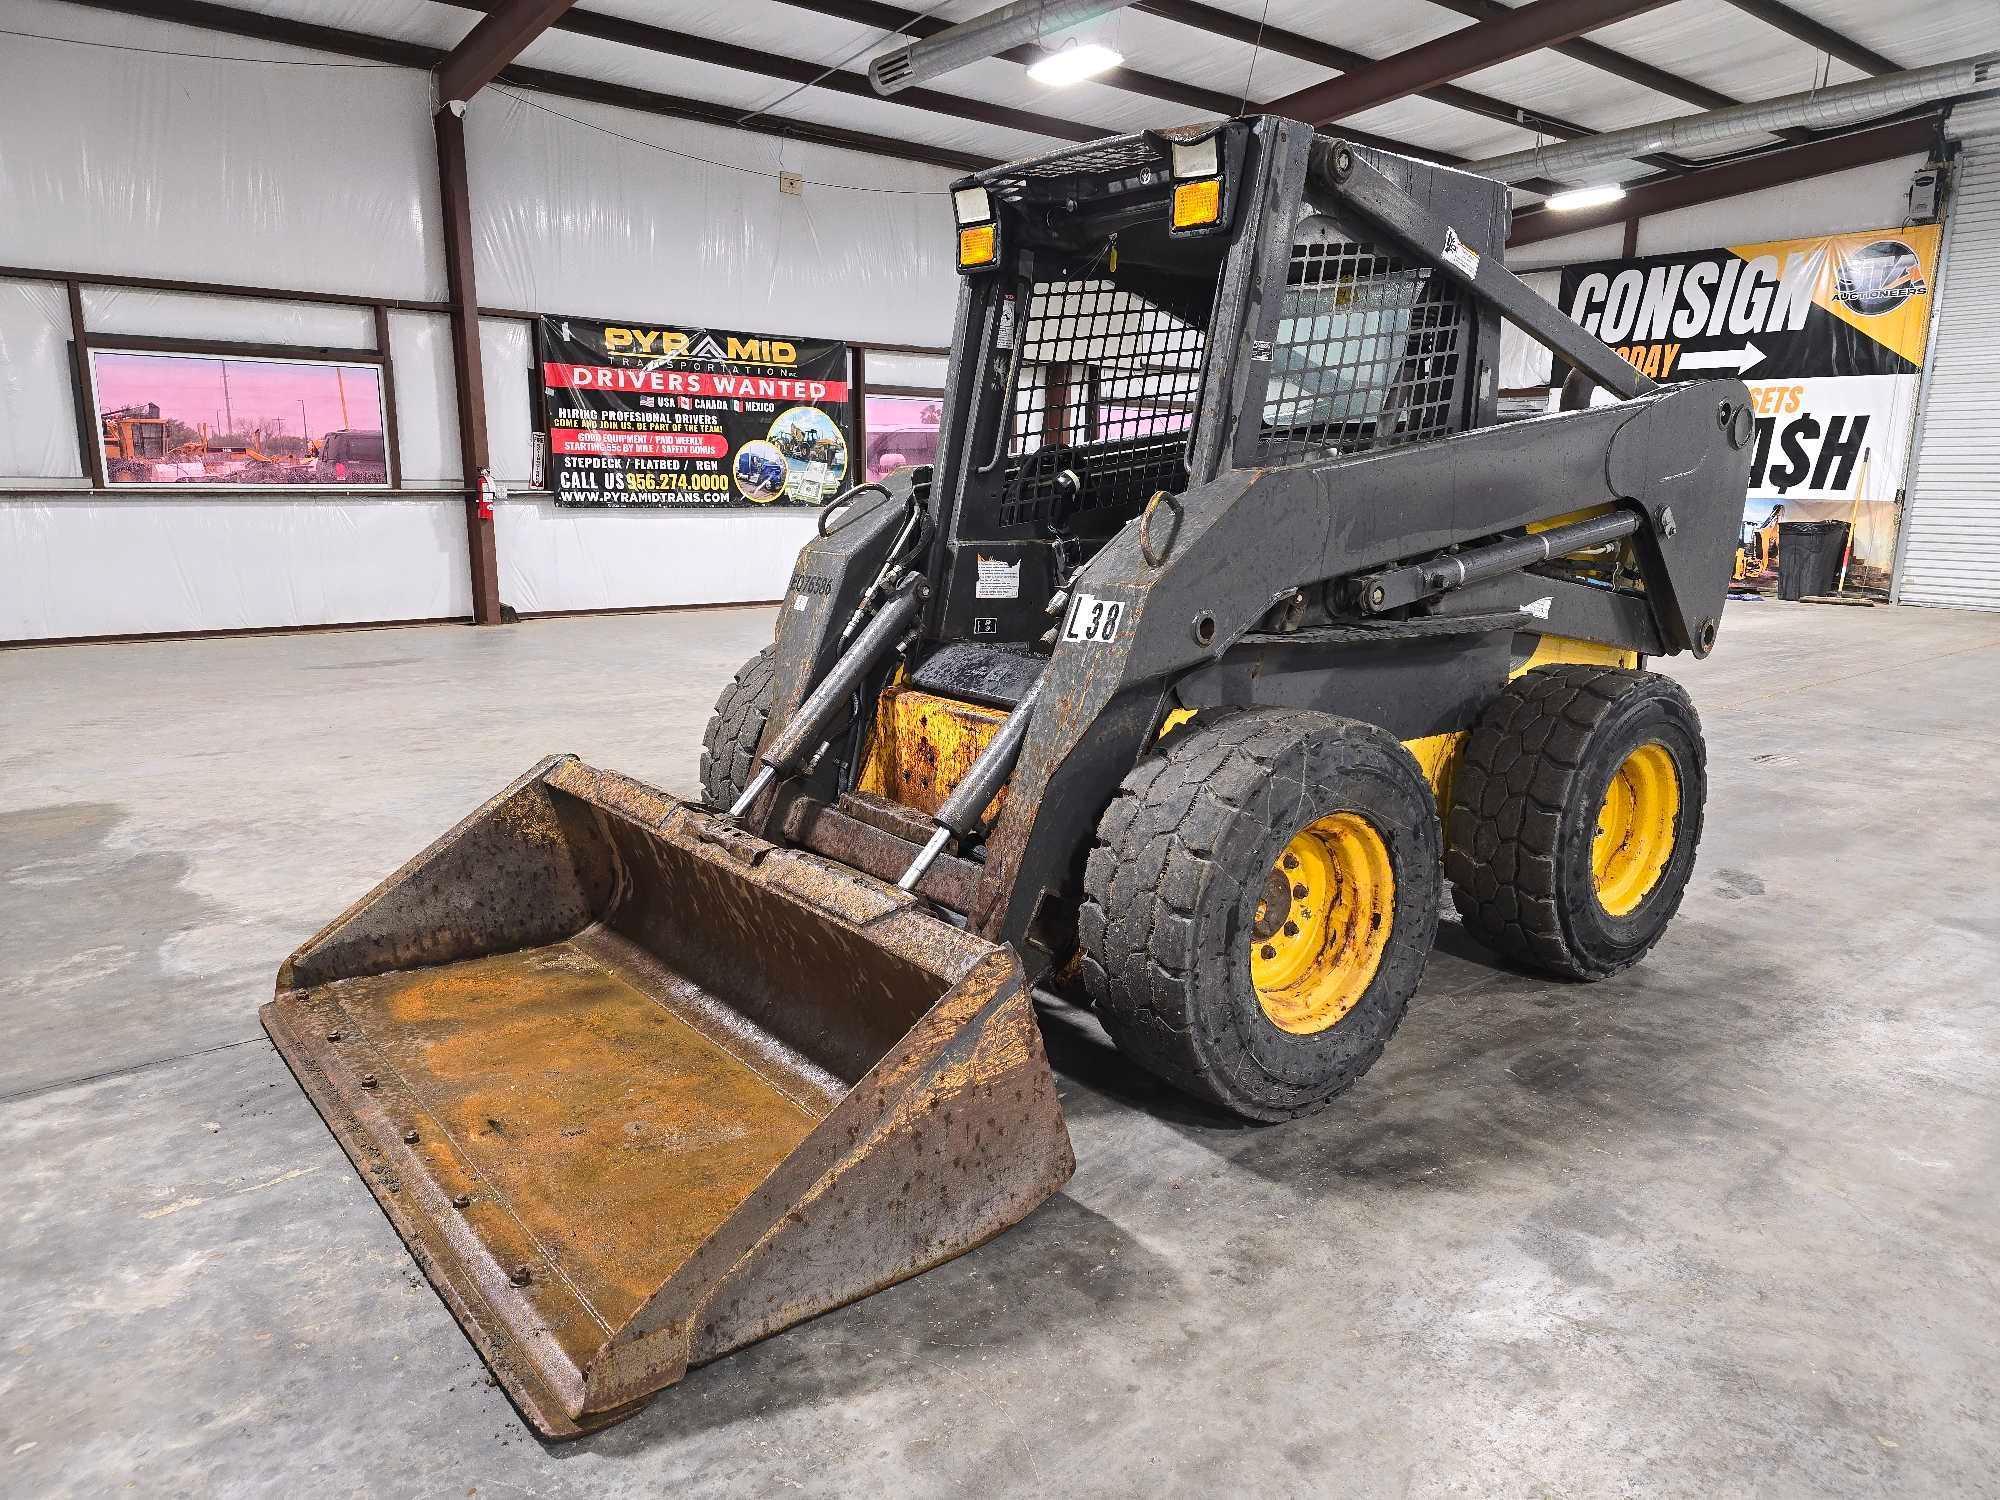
[1592,743,1680,917]
[1250,812,1396,1035]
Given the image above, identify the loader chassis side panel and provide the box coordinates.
[1176,632,1511,742]
[973,381,1751,957]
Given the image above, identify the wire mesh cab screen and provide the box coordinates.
[1258,213,1471,465]
[996,276,1210,532]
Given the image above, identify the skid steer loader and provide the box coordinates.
[265,116,1753,1437]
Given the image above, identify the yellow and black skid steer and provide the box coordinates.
[265,116,1754,1436]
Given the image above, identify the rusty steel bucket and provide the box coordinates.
[261,755,1074,1437]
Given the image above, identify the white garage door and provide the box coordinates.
[1898,105,2000,611]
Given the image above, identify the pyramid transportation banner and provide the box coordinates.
[539,315,851,507]
[1558,225,1941,591]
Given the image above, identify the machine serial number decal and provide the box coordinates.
[1063,593,1124,644]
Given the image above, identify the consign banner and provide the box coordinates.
[1558,226,1941,590]
[539,316,852,506]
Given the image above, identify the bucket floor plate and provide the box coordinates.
[266,929,844,1430]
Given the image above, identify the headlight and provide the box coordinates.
[1170,136,1219,181]
[953,185,992,225]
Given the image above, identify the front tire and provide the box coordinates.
[699,644,778,809]
[1445,664,1707,981]
[1078,709,1442,1121]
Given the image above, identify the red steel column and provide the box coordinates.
[435,104,503,626]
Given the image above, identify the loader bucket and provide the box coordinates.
[261,756,1073,1437]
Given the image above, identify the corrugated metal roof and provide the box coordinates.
[75,0,2000,182]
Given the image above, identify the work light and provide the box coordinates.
[953,185,992,226]
[1170,136,1219,181]
[952,182,1001,271]
[1154,126,1235,238]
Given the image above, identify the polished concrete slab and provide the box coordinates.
[3,599,1997,1497]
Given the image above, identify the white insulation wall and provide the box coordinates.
[0,3,958,639]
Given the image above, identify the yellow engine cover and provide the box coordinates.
[856,687,1011,823]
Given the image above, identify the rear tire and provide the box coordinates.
[1078,708,1441,1121]
[1445,665,1706,981]
[699,645,779,809]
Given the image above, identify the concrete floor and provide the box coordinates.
[3,598,1998,1498]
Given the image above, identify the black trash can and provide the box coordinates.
[1777,520,1850,600]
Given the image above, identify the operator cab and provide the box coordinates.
[923,125,1238,645]
[922,117,1503,649]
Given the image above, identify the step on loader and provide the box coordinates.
[265,116,1754,1436]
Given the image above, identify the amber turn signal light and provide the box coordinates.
[958,223,998,268]
[1171,178,1221,231]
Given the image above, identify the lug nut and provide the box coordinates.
[1283,921,1299,937]
[510,1265,533,1286]
[359,1074,377,1089]
[1292,882,1308,899]
[1260,944,1277,960]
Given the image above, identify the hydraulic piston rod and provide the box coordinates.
[898,676,1047,892]
[730,578,926,820]
[1356,509,1643,614]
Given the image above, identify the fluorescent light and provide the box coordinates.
[1544,183,1627,212]
[1026,42,1122,87]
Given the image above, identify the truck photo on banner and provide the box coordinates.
[1559,225,1941,595]
[538,316,851,506]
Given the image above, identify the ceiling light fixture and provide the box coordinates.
[1543,183,1629,212]
[1026,42,1123,87]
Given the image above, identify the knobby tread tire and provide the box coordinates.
[1078,708,1441,1121]
[1445,664,1707,982]
[699,644,779,810]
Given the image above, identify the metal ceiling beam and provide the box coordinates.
[762,0,1248,117]
[1266,0,1679,125]
[1134,0,1613,143]
[53,0,993,170]
[768,0,1483,165]
[1420,0,1743,112]
[435,0,577,104]
[1507,112,1939,244]
[1133,0,1696,176]
[1718,0,1900,76]
[764,0,1569,173]
[442,0,1106,143]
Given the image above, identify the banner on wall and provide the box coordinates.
[1559,226,1941,592]
[539,316,851,506]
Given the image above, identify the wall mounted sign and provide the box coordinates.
[538,316,851,507]
[1559,225,1942,592]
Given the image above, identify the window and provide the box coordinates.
[863,394,943,483]
[1258,215,1469,465]
[90,349,390,486]
[996,278,1211,531]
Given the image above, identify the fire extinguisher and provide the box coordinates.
[476,467,497,522]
